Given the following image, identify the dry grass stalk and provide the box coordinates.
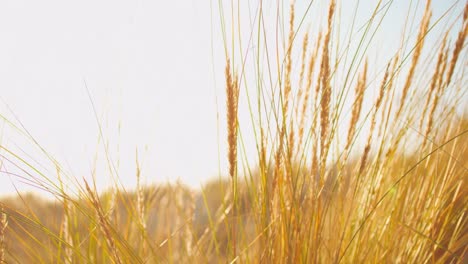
[319,0,335,174]
[424,40,453,147]
[308,33,324,184]
[57,165,73,264]
[297,32,322,154]
[311,147,319,184]
[283,2,295,116]
[294,33,309,156]
[419,35,448,133]
[308,32,324,181]
[309,2,335,262]
[359,64,389,174]
[61,200,73,264]
[108,187,117,224]
[259,126,268,199]
[84,180,122,264]
[444,1,468,87]
[285,2,296,164]
[396,0,432,120]
[297,32,309,105]
[269,4,297,260]
[0,209,7,264]
[425,36,465,146]
[346,60,368,152]
[436,46,449,93]
[135,150,146,230]
[375,65,390,111]
[273,137,284,218]
[226,58,240,180]
[379,55,399,138]
[287,122,296,163]
[135,150,148,258]
[225,57,239,258]
[273,1,296,201]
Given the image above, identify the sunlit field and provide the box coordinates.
[0,0,467,263]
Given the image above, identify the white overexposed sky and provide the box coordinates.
[0,0,465,197]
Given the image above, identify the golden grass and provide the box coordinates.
[0,0,467,263]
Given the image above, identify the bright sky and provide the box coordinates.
[0,0,464,196]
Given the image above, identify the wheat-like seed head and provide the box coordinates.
[319,0,335,164]
[424,43,452,148]
[297,32,309,101]
[297,32,322,154]
[346,60,368,152]
[359,63,389,174]
[378,55,399,138]
[293,32,310,156]
[284,2,295,162]
[226,58,239,180]
[283,2,295,117]
[225,57,240,258]
[376,64,390,111]
[419,35,447,134]
[444,1,468,87]
[396,0,432,120]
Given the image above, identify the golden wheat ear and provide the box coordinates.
[225,58,239,181]
[396,0,432,120]
[225,57,240,258]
